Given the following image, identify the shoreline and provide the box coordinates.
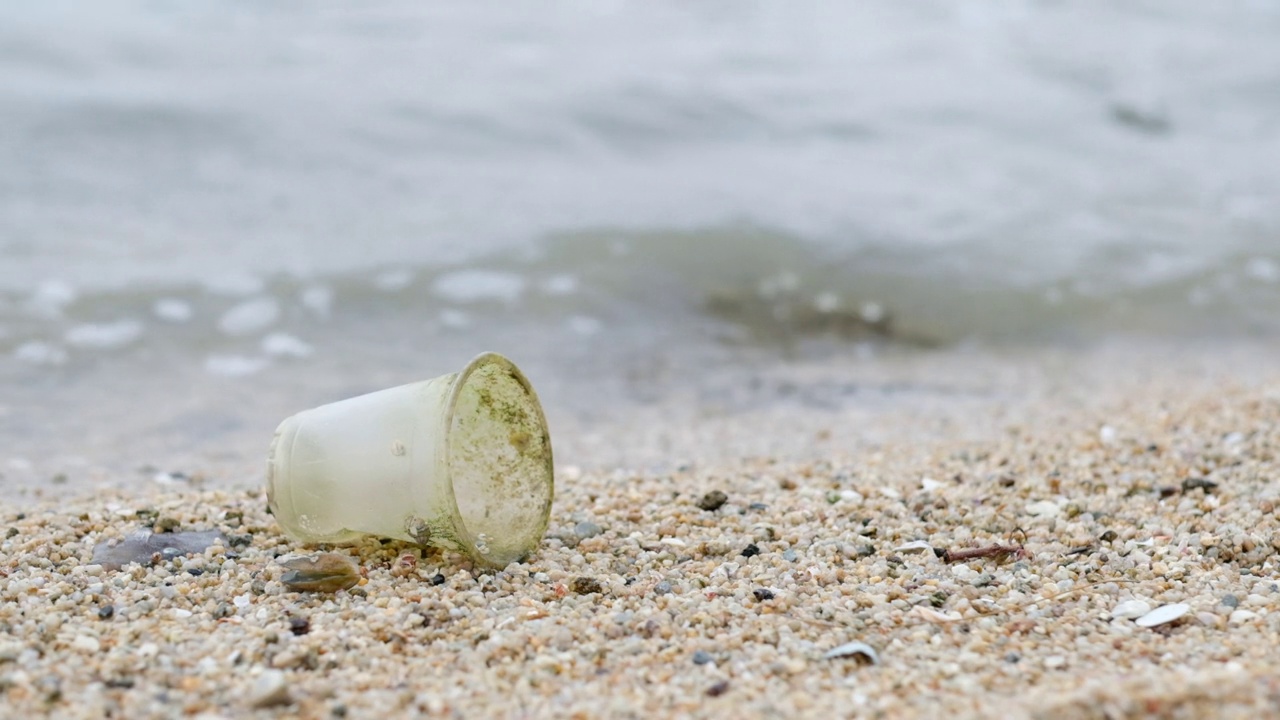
[4,340,1280,717]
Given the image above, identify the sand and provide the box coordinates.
[4,339,1280,718]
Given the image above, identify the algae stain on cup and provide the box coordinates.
[266,352,554,568]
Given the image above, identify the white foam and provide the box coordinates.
[218,297,280,336]
[64,320,144,349]
[153,298,194,323]
[24,280,78,317]
[202,273,265,297]
[204,354,270,377]
[13,341,69,366]
[566,315,603,336]
[438,309,471,329]
[261,333,313,359]
[431,270,526,304]
[540,274,579,296]
[300,285,334,319]
[373,269,415,292]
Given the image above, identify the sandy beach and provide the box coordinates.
[4,340,1280,719]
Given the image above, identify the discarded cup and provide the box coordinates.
[267,352,554,568]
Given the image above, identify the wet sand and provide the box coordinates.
[3,340,1280,718]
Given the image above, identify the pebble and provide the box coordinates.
[1229,610,1259,624]
[1110,599,1152,620]
[1025,500,1061,517]
[569,577,603,595]
[741,544,761,558]
[696,490,729,511]
[691,651,714,666]
[573,521,603,539]
[247,670,291,709]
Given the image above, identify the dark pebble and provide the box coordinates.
[105,678,135,689]
[692,650,714,665]
[741,544,761,558]
[5,528,17,538]
[1099,530,1118,542]
[153,517,180,533]
[431,573,446,586]
[747,502,769,511]
[1004,652,1021,664]
[696,490,728,512]
[1222,594,1240,608]
[1182,477,1218,493]
[228,535,253,548]
[97,605,115,620]
[289,616,311,636]
[705,680,730,697]
[213,603,234,619]
[752,588,774,601]
[570,576,603,595]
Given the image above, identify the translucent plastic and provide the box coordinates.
[266,352,554,568]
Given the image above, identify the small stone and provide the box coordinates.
[752,588,775,601]
[1044,655,1067,670]
[1100,530,1118,542]
[653,581,672,595]
[1229,609,1259,624]
[97,605,114,620]
[569,577,603,595]
[696,491,728,511]
[573,521,603,539]
[782,549,798,562]
[431,573,446,586]
[1026,500,1061,517]
[289,617,311,636]
[692,650,714,665]
[705,680,730,697]
[1221,594,1240,608]
[1111,599,1152,620]
[894,540,933,554]
[247,670,291,709]
[279,553,360,593]
[741,544,761,558]
[1135,603,1190,628]
[1182,477,1218,494]
[71,636,100,653]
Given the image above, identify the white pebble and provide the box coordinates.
[1229,609,1259,624]
[172,609,193,619]
[894,540,933,554]
[920,477,944,492]
[71,636,100,653]
[1025,500,1061,517]
[1135,603,1190,627]
[217,298,280,336]
[233,593,252,608]
[1110,599,1152,619]
[247,669,290,709]
[1099,425,1118,444]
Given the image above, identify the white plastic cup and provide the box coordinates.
[266,352,554,568]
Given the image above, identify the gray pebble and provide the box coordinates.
[1222,594,1240,608]
[654,581,672,595]
[692,650,714,665]
[573,521,603,539]
[782,549,798,562]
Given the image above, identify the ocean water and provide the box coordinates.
[2,2,1279,492]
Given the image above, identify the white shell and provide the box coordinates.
[823,641,880,665]
[894,540,933,554]
[1135,603,1190,627]
[1110,599,1152,619]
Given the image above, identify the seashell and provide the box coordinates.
[1134,603,1190,628]
[279,553,360,593]
[823,641,880,665]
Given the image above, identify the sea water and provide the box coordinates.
[2,2,1279,492]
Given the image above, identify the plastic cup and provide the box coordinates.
[266,352,554,568]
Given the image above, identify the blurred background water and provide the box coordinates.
[2,1,1279,493]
